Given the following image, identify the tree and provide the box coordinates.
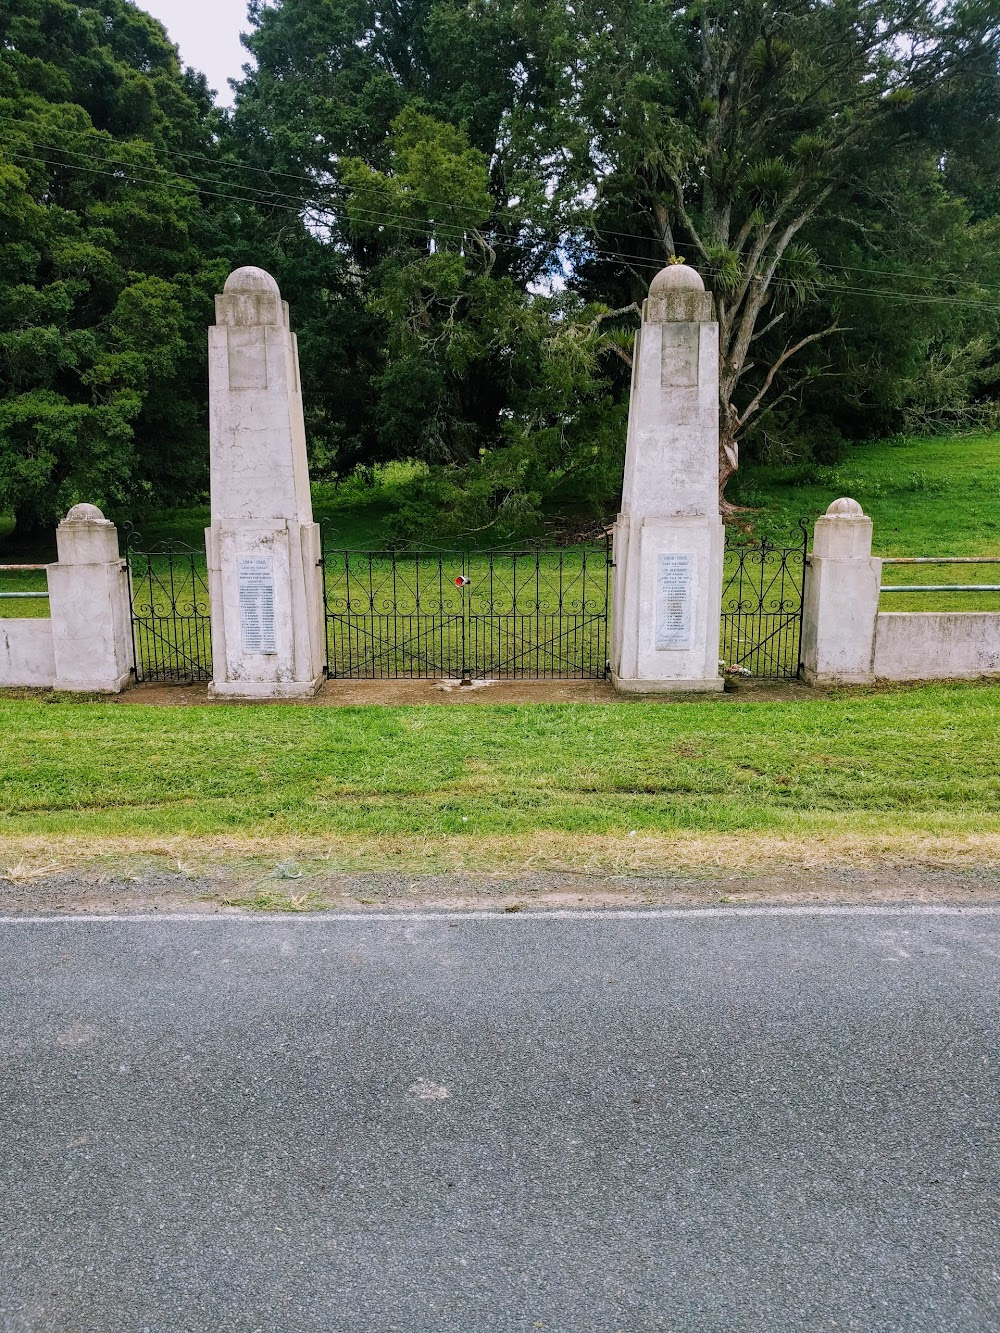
[743,156,1000,458]
[567,0,1000,508]
[339,105,627,536]
[229,0,627,535]
[228,0,1000,532]
[0,0,229,537]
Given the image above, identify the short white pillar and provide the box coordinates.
[206,266,325,699]
[48,503,133,692]
[610,263,724,692]
[801,498,882,686]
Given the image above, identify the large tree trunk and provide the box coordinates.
[718,426,752,518]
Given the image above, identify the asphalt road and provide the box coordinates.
[1,905,997,1333]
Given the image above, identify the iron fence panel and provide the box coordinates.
[720,524,808,680]
[322,539,611,680]
[126,537,212,683]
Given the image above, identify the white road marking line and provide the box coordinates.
[0,904,997,925]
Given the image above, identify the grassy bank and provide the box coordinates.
[1,685,999,876]
[3,433,998,618]
[733,431,1000,553]
[733,431,1000,611]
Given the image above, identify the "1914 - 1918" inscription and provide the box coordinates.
[239,557,277,654]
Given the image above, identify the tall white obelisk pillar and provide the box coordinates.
[610,263,724,692]
[206,266,325,698]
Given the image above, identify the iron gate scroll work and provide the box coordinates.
[126,535,213,683]
[720,523,809,680]
[322,541,612,680]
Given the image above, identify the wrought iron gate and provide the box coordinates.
[126,537,212,683]
[322,541,612,680]
[720,524,808,680]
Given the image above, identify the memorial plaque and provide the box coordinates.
[239,557,277,654]
[660,324,700,388]
[227,326,268,391]
[655,553,693,650]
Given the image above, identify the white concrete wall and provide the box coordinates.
[874,612,1000,681]
[0,619,56,687]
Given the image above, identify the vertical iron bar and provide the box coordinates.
[126,552,140,681]
[320,529,329,677]
[464,549,472,682]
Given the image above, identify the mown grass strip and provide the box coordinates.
[1,686,998,850]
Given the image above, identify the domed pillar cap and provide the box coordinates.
[62,502,112,525]
[224,266,282,297]
[216,265,288,328]
[645,260,713,323]
[56,503,121,565]
[814,496,873,560]
[826,497,865,517]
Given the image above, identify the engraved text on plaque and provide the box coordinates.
[655,553,693,650]
[239,557,277,654]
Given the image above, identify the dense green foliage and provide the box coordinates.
[229,0,1000,532]
[228,1,632,537]
[2,0,1000,539]
[571,0,1000,492]
[0,0,229,533]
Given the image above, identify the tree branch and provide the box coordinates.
[663,165,709,261]
[735,323,840,431]
[586,301,641,333]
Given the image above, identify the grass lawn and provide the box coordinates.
[733,431,1000,612]
[0,566,49,618]
[732,431,1000,553]
[3,433,999,621]
[2,432,998,891]
[1,684,999,878]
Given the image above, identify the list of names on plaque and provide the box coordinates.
[655,552,693,650]
[239,557,277,654]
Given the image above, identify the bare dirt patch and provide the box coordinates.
[1,859,997,916]
[106,677,823,707]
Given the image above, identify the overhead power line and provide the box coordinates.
[0,112,990,293]
[5,145,1000,313]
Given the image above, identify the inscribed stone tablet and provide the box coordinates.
[227,327,268,391]
[655,553,693,650]
[660,324,700,388]
[239,557,277,654]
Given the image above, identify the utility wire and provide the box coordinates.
[6,146,1000,312]
[2,113,990,291]
[4,128,983,294]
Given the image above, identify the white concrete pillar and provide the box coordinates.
[801,498,882,686]
[206,266,325,698]
[48,503,133,692]
[610,263,724,692]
